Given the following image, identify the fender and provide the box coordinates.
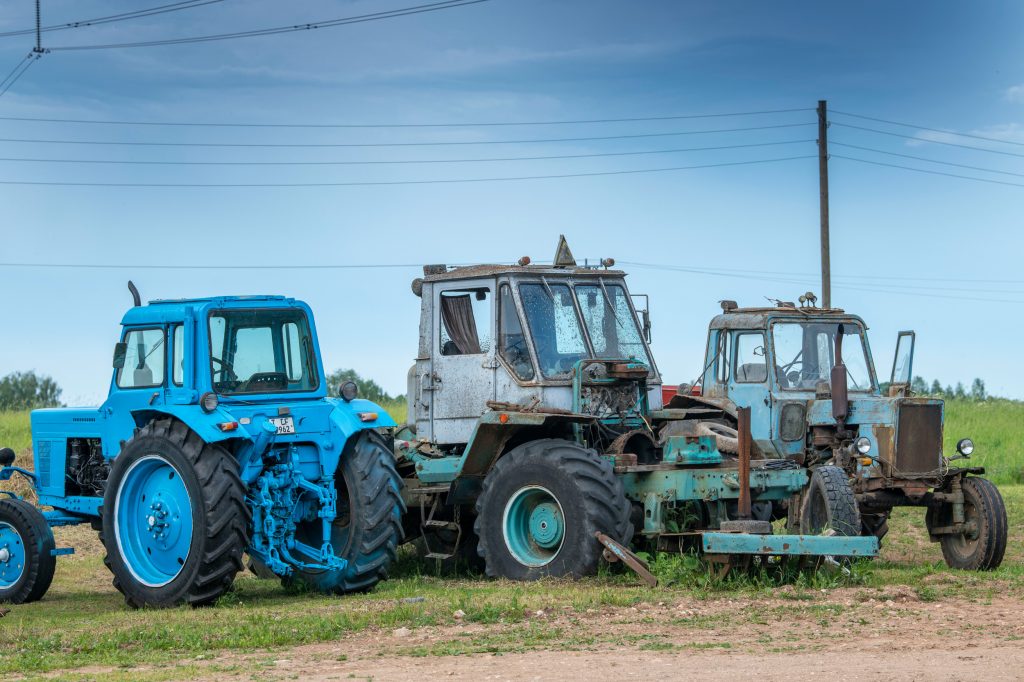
[129,405,242,444]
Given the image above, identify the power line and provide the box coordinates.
[0,1,226,39]
[0,154,815,187]
[0,122,814,148]
[0,139,815,167]
[0,107,812,129]
[48,0,492,51]
[0,53,39,99]
[832,110,1024,148]
[833,154,1024,189]
[620,262,1024,304]
[830,142,1024,179]
[831,122,1024,159]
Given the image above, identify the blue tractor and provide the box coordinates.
[0,285,404,607]
[668,297,1007,570]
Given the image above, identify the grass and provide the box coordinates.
[943,399,1024,484]
[0,400,1020,676]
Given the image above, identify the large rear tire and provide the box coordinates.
[928,477,1007,571]
[0,499,56,604]
[474,438,632,580]
[800,465,860,536]
[287,431,405,594]
[102,419,249,608]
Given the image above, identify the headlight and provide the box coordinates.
[956,438,974,456]
[339,380,359,402]
[200,391,219,413]
[855,436,871,455]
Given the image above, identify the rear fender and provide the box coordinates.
[447,410,591,504]
[130,406,240,444]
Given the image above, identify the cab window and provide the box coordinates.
[439,289,491,356]
[715,331,731,384]
[734,332,767,383]
[117,328,166,389]
[172,325,184,386]
[498,284,534,380]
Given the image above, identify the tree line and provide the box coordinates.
[0,369,406,411]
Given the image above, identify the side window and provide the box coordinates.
[498,284,534,380]
[716,331,731,384]
[172,326,184,386]
[439,289,491,356]
[734,332,767,383]
[282,322,303,381]
[117,328,166,389]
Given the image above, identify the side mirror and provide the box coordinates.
[112,342,128,370]
[631,294,652,344]
[890,330,915,386]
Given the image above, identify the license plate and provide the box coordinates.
[268,416,295,435]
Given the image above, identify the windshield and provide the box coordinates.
[519,283,588,379]
[772,321,874,392]
[574,283,650,365]
[209,308,319,394]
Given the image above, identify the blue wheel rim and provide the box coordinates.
[502,486,565,567]
[0,521,26,589]
[115,455,194,587]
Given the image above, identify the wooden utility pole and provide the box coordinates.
[817,100,831,309]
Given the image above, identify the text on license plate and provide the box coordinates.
[268,416,295,434]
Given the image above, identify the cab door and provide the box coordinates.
[727,331,774,452]
[429,279,497,445]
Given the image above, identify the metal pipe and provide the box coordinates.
[737,406,752,520]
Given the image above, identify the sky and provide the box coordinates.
[1,0,1022,405]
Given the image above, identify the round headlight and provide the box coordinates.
[339,380,358,402]
[956,438,974,456]
[200,391,219,413]
[855,436,871,455]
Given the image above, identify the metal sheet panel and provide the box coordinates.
[701,532,878,557]
[895,403,943,475]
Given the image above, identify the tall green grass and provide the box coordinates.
[0,410,32,454]
[943,398,1024,484]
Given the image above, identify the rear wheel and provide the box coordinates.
[287,431,405,594]
[475,439,632,580]
[0,499,56,604]
[102,419,249,608]
[801,465,860,536]
[928,477,1007,571]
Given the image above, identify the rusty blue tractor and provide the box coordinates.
[0,285,404,607]
[669,297,1007,570]
[394,238,877,581]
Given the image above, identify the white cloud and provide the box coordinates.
[1005,84,1024,102]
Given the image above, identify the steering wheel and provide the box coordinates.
[210,356,238,382]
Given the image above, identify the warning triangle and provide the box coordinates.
[553,234,577,267]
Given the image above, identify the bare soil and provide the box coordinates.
[76,590,1024,681]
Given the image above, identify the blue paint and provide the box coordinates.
[503,486,565,567]
[114,455,195,587]
[14,294,400,586]
[0,521,26,589]
[701,532,879,557]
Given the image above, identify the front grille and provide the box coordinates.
[895,403,943,476]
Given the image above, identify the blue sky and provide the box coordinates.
[1,0,1022,404]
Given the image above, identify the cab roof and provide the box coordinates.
[709,305,868,330]
[120,295,304,325]
[418,263,626,284]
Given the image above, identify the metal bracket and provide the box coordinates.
[595,531,658,587]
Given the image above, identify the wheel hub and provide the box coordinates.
[529,502,563,549]
[0,547,9,563]
[115,455,193,588]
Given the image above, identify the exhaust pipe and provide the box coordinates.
[831,323,849,427]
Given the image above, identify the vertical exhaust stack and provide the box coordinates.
[127,281,141,307]
[831,323,849,430]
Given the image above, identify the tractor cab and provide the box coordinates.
[407,239,659,447]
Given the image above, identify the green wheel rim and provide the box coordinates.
[502,485,565,567]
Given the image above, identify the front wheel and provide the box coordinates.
[287,431,405,594]
[800,465,860,536]
[0,499,56,604]
[102,419,249,608]
[928,477,1007,571]
[474,439,632,581]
